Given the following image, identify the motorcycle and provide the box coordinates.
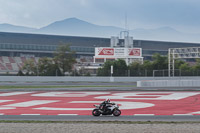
[92,102,121,116]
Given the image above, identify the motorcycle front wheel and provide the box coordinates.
[113,109,121,116]
[92,109,101,116]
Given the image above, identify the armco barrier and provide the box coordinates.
[1,76,200,83]
[137,80,200,87]
[0,76,144,82]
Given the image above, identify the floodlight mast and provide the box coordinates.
[168,47,200,77]
[120,13,129,39]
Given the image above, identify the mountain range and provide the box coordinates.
[0,17,200,43]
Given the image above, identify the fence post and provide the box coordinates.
[128,70,130,77]
[145,69,147,77]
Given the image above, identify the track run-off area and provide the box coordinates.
[0,91,200,116]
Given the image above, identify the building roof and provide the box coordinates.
[1,32,200,51]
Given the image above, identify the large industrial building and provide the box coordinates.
[0,31,200,74]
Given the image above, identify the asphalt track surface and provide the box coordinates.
[1,87,200,92]
[1,81,200,91]
[1,115,200,122]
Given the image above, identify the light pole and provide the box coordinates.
[111,65,113,77]
[110,65,114,82]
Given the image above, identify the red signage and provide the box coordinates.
[129,48,141,56]
[98,48,114,55]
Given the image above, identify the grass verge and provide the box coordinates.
[0,85,136,89]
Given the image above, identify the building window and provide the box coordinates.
[106,58,115,62]
[95,58,104,62]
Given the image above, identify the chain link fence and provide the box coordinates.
[97,69,200,77]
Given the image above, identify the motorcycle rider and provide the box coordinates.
[100,98,111,112]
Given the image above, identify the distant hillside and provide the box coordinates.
[0,23,36,33]
[38,17,123,37]
[0,18,200,43]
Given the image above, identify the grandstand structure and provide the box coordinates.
[0,56,39,74]
[1,31,200,74]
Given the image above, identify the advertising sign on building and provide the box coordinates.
[97,48,114,55]
[128,48,141,56]
[115,48,125,56]
[94,47,143,65]
[96,47,141,57]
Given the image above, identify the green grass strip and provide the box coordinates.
[0,85,136,89]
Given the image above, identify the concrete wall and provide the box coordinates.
[1,76,200,83]
[137,80,200,87]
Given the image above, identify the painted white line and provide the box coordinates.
[21,114,41,115]
[4,100,59,107]
[32,92,109,97]
[0,100,13,103]
[0,107,16,110]
[0,92,34,96]
[70,101,154,110]
[188,111,200,114]
[134,114,155,116]
[58,114,78,116]
[69,101,101,103]
[95,92,200,100]
[34,107,93,111]
[173,114,193,116]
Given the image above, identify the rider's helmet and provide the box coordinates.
[106,98,110,103]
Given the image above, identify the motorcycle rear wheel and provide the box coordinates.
[92,109,101,116]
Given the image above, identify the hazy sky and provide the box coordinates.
[0,0,200,33]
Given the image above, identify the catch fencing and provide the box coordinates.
[1,76,200,82]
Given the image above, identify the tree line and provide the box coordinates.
[18,44,76,76]
[97,53,200,76]
[19,47,200,76]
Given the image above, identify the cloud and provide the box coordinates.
[0,0,199,33]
